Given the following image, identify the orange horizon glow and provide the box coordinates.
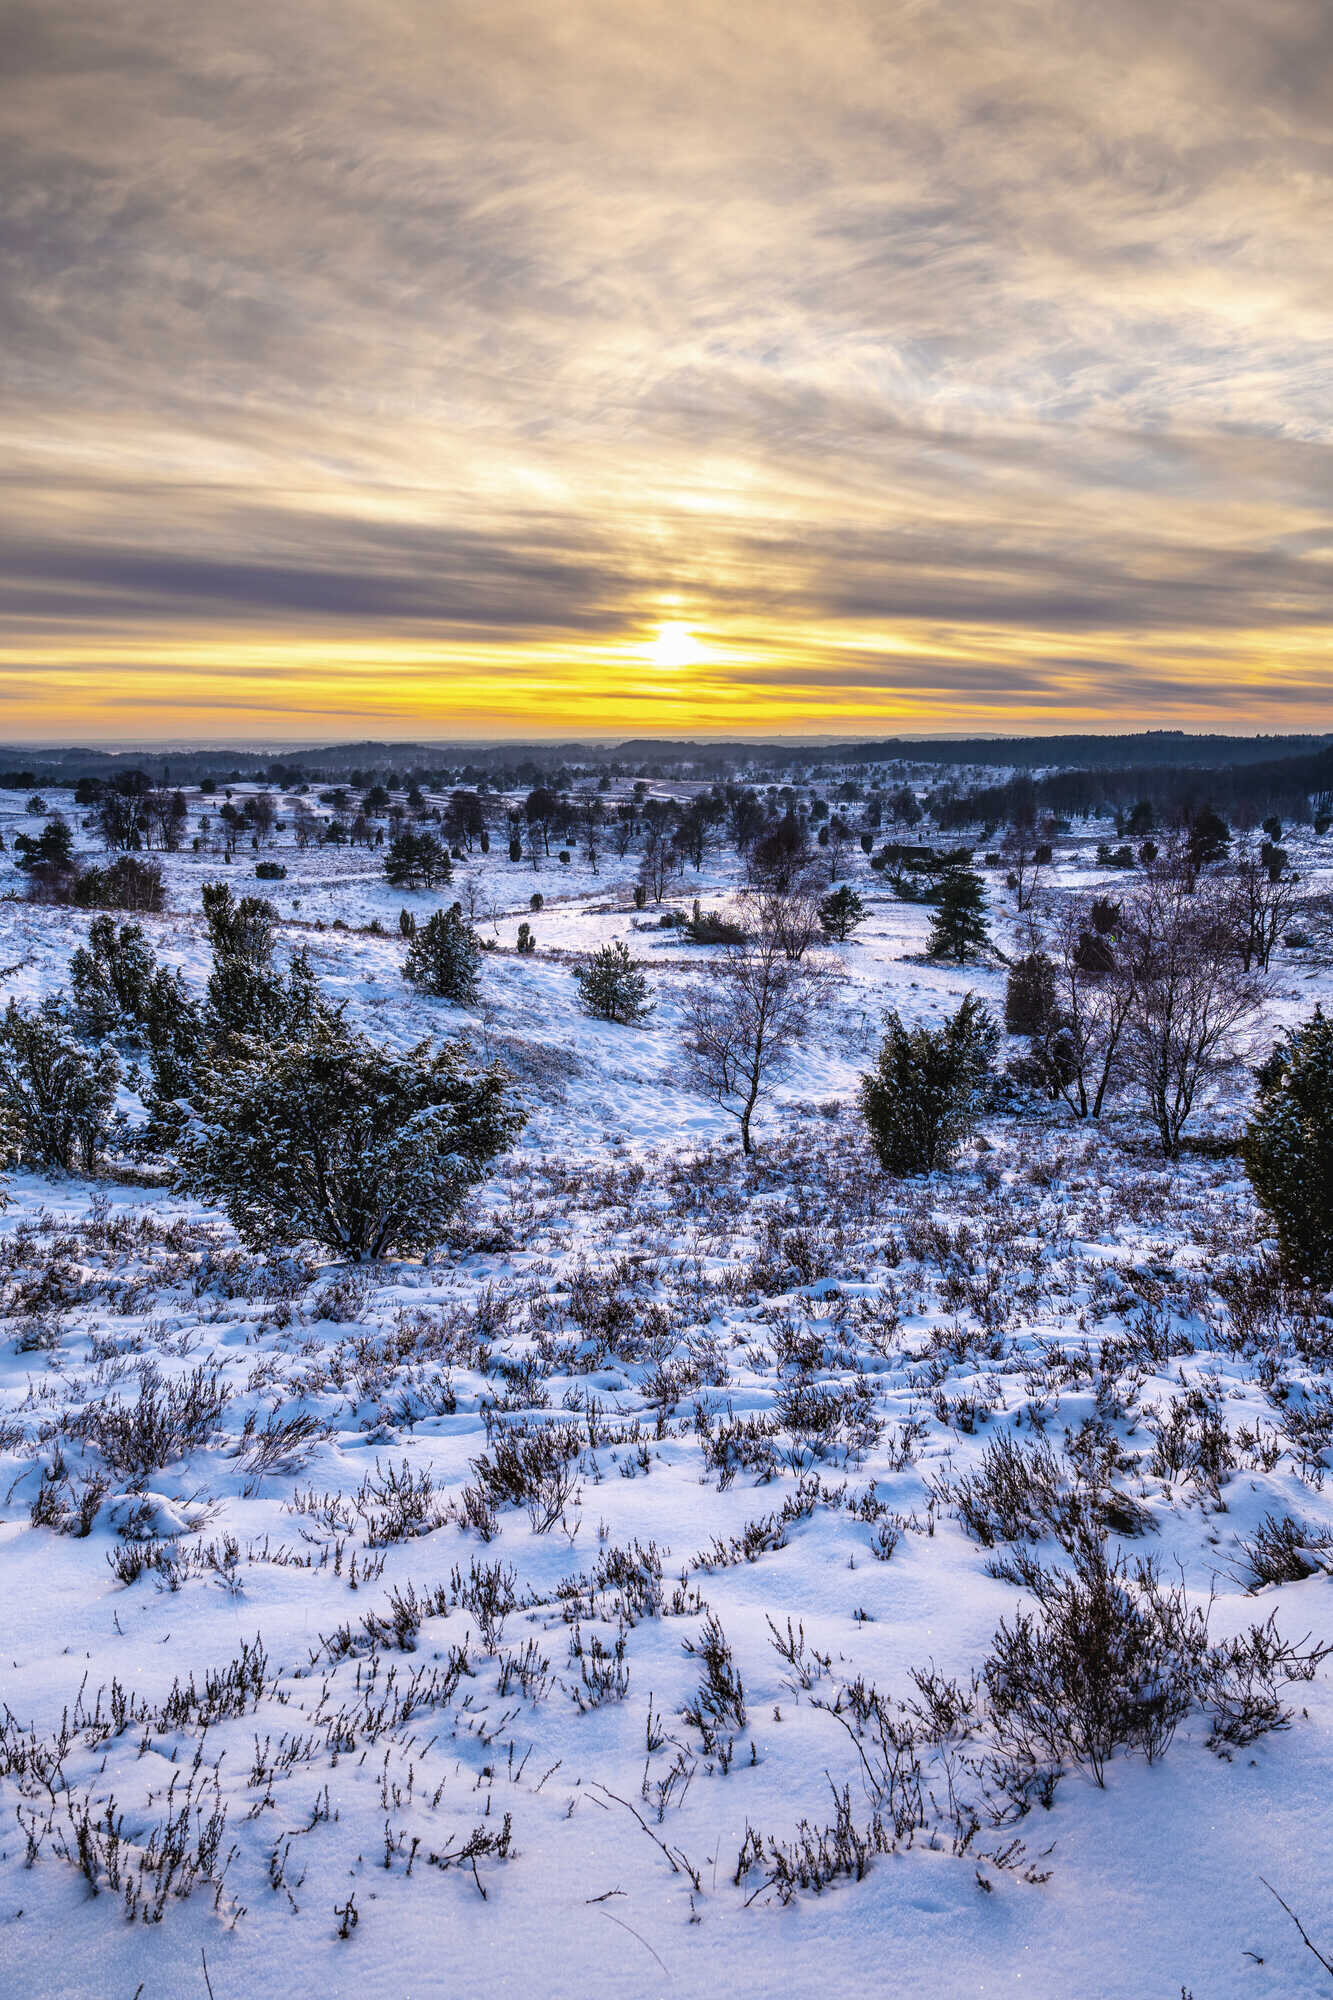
[3,615,1330,744]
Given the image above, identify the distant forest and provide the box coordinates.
[2,729,1331,824]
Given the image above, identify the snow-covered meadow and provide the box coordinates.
[0,779,1331,2000]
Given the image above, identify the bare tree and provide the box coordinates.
[637,825,674,905]
[680,931,825,1153]
[580,797,603,875]
[823,815,853,884]
[1015,901,1135,1121]
[1225,838,1303,972]
[245,792,277,846]
[1121,867,1267,1156]
[739,875,824,963]
[1000,819,1048,911]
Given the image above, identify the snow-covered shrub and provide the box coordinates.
[173,1015,524,1260]
[1244,1006,1333,1285]
[859,995,998,1176]
[403,904,482,1004]
[467,1421,582,1531]
[0,1000,118,1172]
[68,916,158,1039]
[197,879,296,1044]
[1004,949,1056,1037]
[81,1364,231,1477]
[576,941,653,1024]
[984,1538,1206,1785]
[683,1610,747,1756]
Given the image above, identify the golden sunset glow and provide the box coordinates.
[4,1,1332,741]
[645,625,706,672]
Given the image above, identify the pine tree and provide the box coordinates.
[576,942,653,1023]
[859,995,998,1175]
[403,905,482,1003]
[384,829,452,889]
[928,866,990,963]
[172,1017,524,1260]
[818,885,867,941]
[1244,1007,1333,1285]
[14,816,75,874]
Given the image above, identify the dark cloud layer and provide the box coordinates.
[2,1,1331,735]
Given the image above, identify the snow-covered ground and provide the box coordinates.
[0,784,1331,1999]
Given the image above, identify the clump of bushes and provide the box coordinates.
[684,905,746,946]
[27,854,165,912]
[859,995,998,1174]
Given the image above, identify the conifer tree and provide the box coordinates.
[69,917,158,1038]
[1244,1007,1333,1285]
[403,904,482,1003]
[928,866,990,963]
[173,1016,524,1260]
[860,995,997,1175]
[0,1001,119,1172]
[384,829,452,890]
[819,885,867,942]
[576,941,653,1023]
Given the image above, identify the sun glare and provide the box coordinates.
[646,621,704,670]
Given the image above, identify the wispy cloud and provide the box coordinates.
[3,0,1331,738]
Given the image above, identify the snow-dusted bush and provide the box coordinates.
[403,904,482,1004]
[859,995,998,1176]
[984,1535,1328,1784]
[69,917,158,1039]
[576,941,653,1024]
[173,1015,524,1260]
[1004,948,1056,1037]
[1245,1006,1333,1285]
[984,1537,1205,1785]
[0,1000,119,1173]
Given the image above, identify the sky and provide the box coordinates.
[3,0,1332,744]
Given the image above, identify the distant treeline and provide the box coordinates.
[930,742,1333,829]
[1,729,1330,800]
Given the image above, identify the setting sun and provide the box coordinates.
[646,622,705,670]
